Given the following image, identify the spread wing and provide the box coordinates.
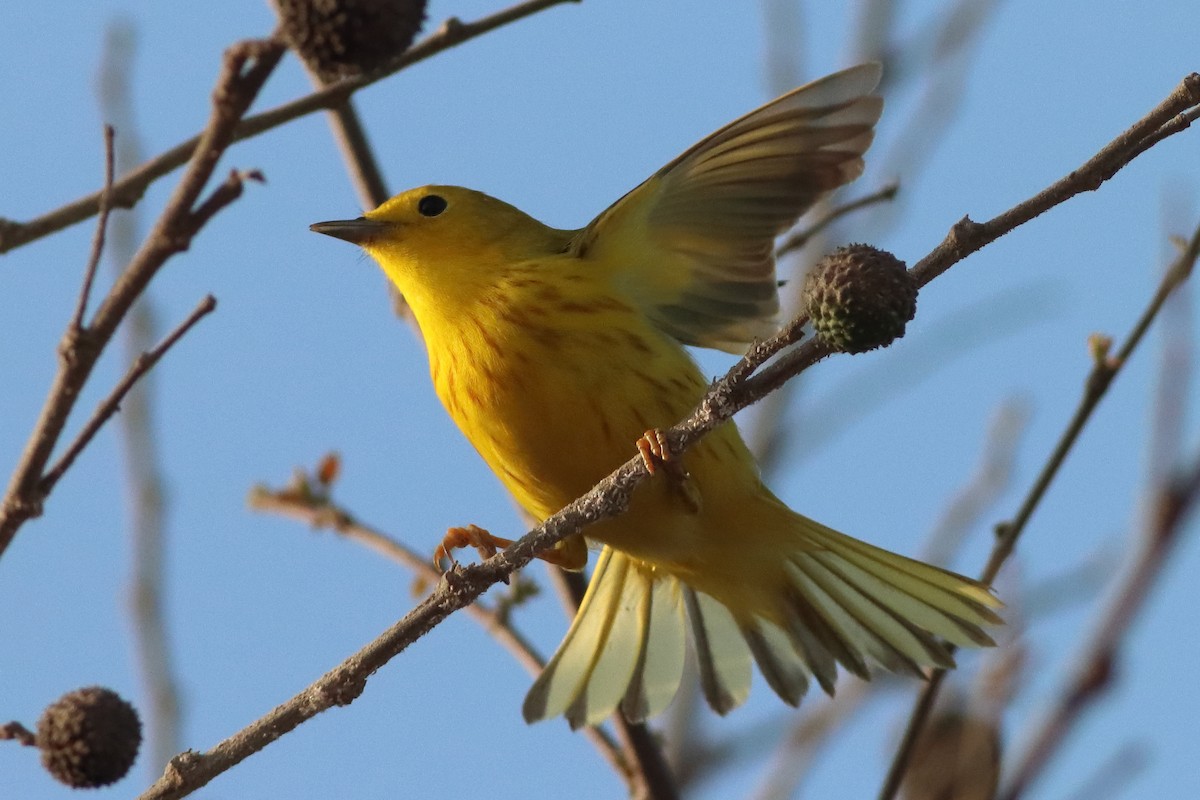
[573,63,883,353]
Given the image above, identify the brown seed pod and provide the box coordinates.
[802,243,917,354]
[275,0,429,82]
[37,687,142,788]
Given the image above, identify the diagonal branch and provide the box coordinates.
[0,0,580,255]
[71,125,116,333]
[38,295,217,498]
[775,182,899,258]
[996,225,1200,800]
[0,39,281,560]
[137,73,1198,800]
[876,218,1200,800]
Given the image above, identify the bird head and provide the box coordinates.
[311,185,569,324]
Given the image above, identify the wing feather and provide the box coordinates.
[572,64,884,353]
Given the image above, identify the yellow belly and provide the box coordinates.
[426,287,793,608]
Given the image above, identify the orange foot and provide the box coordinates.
[434,525,590,572]
[435,524,511,570]
[635,428,702,514]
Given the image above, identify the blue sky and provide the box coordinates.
[1,1,1198,798]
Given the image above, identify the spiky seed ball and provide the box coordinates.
[275,0,428,82]
[802,243,916,353]
[37,687,141,788]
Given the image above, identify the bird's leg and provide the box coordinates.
[435,524,505,568]
[434,525,589,571]
[636,428,702,513]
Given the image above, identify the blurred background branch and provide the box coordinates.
[98,19,183,776]
[881,217,1200,800]
[2,3,1198,799]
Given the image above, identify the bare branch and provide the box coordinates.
[739,74,1200,413]
[0,38,281,559]
[246,478,634,790]
[997,224,1200,800]
[134,76,1199,799]
[0,0,581,255]
[71,125,116,333]
[775,182,899,258]
[0,721,37,747]
[910,74,1200,289]
[247,479,546,676]
[38,294,217,498]
[1000,454,1200,800]
[877,218,1200,800]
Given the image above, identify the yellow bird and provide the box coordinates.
[312,64,1001,728]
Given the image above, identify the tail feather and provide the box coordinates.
[789,556,946,677]
[563,554,647,728]
[778,599,840,693]
[523,525,1003,726]
[742,620,811,706]
[620,577,686,722]
[682,588,753,715]
[813,527,1003,632]
[523,548,641,727]
[809,527,1002,646]
[783,582,872,680]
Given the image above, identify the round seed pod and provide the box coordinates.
[37,687,141,788]
[275,0,428,82]
[802,243,917,353]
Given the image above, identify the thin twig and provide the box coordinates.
[751,400,1024,800]
[0,0,580,255]
[910,75,1200,289]
[1000,455,1200,800]
[38,296,217,510]
[0,39,280,560]
[136,73,1199,800]
[775,182,899,258]
[246,485,631,788]
[997,225,1200,800]
[71,125,116,333]
[247,485,544,676]
[731,73,1200,410]
[984,220,1198,583]
[0,721,37,747]
[877,218,1200,800]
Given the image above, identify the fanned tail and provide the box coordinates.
[523,524,1002,727]
[522,548,688,728]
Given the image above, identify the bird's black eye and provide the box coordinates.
[418,194,447,217]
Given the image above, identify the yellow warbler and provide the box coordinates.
[312,64,1001,728]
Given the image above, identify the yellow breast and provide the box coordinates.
[420,255,787,592]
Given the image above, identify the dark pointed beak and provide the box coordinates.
[309,217,390,245]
